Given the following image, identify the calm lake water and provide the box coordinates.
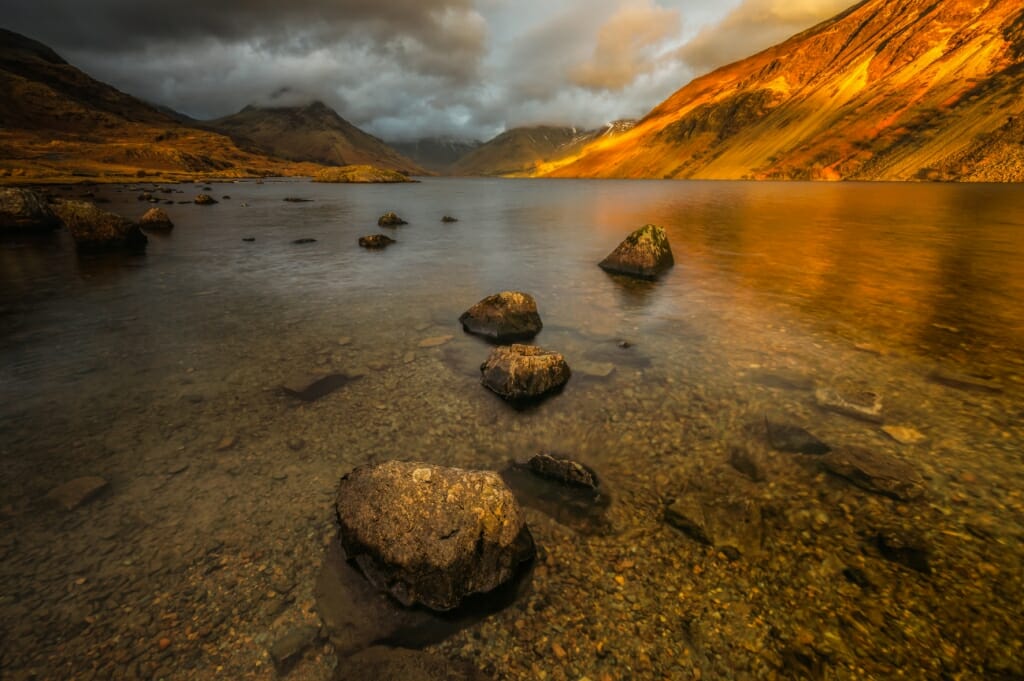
[1,178,1023,680]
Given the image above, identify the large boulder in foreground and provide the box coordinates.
[139,207,174,230]
[480,344,570,402]
[0,188,60,233]
[598,224,674,279]
[336,461,535,611]
[53,200,147,252]
[459,291,542,342]
[314,165,414,184]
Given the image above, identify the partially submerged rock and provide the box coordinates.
[46,476,108,510]
[814,387,883,423]
[441,215,459,223]
[598,224,674,279]
[525,453,599,489]
[53,200,147,252]
[194,194,218,205]
[377,211,408,227]
[358,234,396,249]
[821,447,924,501]
[139,207,174,230]
[480,344,571,402]
[313,165,414,184]
[335,461,535,611]
[0,187,60,233]
[459,291,543,342]
[764,419,831,455]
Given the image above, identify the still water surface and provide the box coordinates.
[1,179,1022,680]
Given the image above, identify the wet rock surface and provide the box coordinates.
[378,211,407,227]
[194,194,218,205]
[814,386,884,423]
[598,224,674,279]
[0,187,60,232]
[459,291,543,342]
[524,453,599,489]
[821,447,925,501]
[139,207,174,230]
[479,344,571,402]
[52,200,147,252]
[358,234,396,249]
[335,461,535,611]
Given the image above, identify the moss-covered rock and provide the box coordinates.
[598,224,674,279]
[480,344,570,402]
[459,291,542,342]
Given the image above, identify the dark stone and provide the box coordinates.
[873,529,931,573]
[267,625,319,673]
[764,419,830,455]
[479,344,570,402]
[335,461,535,611]
[336,646,489,681]
[52,201,147,252]
[242,237,256,242]
[598,224,674,279]
[500,464,610,536]
[728,445,765,482]
[281,373,351,401]
[283,197,314,202]
[459,291,543,342]
[0,188,60,232]
[292,238,317,244]
[358,234,396,249]
[821,447,924,501]
[378,211,407,227]
[842,566,872,588]
[927,369,1003,394]
[139,207,174,230]
[525,453,598,489]
[441,216,458,223]
[664,497,712,545]
[194,194,218,205]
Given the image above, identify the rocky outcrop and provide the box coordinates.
[459,292,543,342]
[377,211,408,226]
[0,187,60,233]
[53,200,147,252]
[335,461,535,611]
[598,225,674,279]
[480,344,571,402]
[139,207,174,230]
[194,194,218,205]
[358,234,396,249]
[821,447,925,501]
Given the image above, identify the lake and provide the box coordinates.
[1,178,1022,680]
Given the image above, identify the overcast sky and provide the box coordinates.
[1,0,854,141]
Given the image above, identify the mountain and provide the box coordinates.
[451,122,635,177]
[389,137,482,174]
[0,29,319,183]
[542,0,1024,182]
[207,102,425,175]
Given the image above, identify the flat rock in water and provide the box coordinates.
[281,373,350,401]
[46,476,108,510]
[664,496,712,545]
[194,194,218,205]
[358,234,396,249]
[268,625,319,673]
[53,200,147,252]
[821,447,924,501]
[336,646,489,681]
[335,461,535,611]
[750,369,815,391]
[764,420,831,455]
[525,453,599,489]
[292,238,317,244]
[927,369,1003,393]
[378,211,407,227]
[575,360,615,378]
[814,387,883,423]
[728,445,766,482]
[665,495,763,559]
[480,344,571,402]
[0,187,60,232]
[882,425,927,445]
[598,224,674,280]
[418,335,453,348]
[459,291,543,342]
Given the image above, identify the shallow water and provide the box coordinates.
[1,178,1023,680]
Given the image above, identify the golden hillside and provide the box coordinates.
[542,0,1024,181]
